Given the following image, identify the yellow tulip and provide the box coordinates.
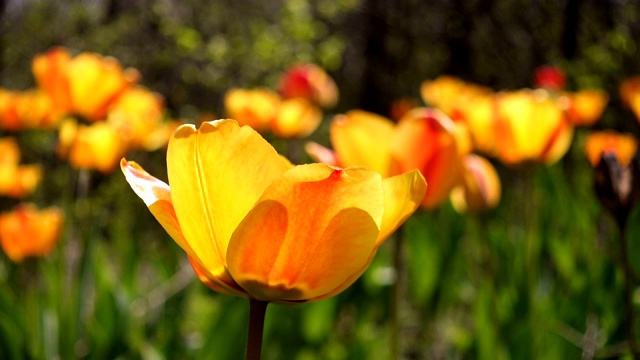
[0,204,64,263]
[272,98,322,139]
[59,119,126,174]
[0,137,42,198]
[495,90,574,165]
[33,47,139,122]
[121,119,426,303]
[224,88,280,133]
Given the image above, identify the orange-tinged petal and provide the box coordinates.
[32,47,73,115]
[376,169,427,247]
[393,108,464,209]
[167,120,290,281]
[585,131,638,167]
[226,164,384,302]
[564,89,608,126]
[540,118,574,165]
[331,110,395,176]
[0,204,64,263]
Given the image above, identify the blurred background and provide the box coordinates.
[1,0,640,359]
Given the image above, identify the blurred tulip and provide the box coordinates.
[450,155,501,213]
[585,131,640,226]
[224,88,280,133]
[585,131,637,168]
[58,119,126,174]
[272,98,322,138]
[33,47,139,121]
[121,119,426,303]
[494,89,574,165]
[106,86,166,150]
[0,89,59,130]
[533,65,566,91]
[278,63,338,108]
[0,203,64,263]
[321,108,464,209]
[421,76,498,155]
[620,77,640,122]
[0,137,42,198]
[563,89,608,126]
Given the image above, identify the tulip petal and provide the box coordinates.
[331,110,395,176]
[393,108,464,209]
[121,159,189,252]
[226,164,384,302]
[121,158,246,296]
[376,169,427,247]
[167,119,290,280]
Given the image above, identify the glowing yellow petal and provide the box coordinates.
[376,169,427,247]
[226,164,384,302]
[330,110,395,176]
[167,119,290,280]
[272,98,322,138]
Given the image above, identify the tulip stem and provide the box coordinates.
[246,299,269,360]
[618,221,638,359]
[391,227,408,360]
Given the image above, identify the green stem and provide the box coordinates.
[246,299,268,360]
[618,221,638,359]
[391,227,407,360]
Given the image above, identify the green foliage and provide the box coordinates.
[1,0,640,359]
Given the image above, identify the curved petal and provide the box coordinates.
[121,159,190,253]
[226,163,384,301]
[121,158,246,295]
[376,169,427,247]
[167,119,290,281]
[330,110,395,176]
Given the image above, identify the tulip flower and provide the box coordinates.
[494,89,574,165]
[225,88,323,139]
[450,154,501,213]
[0,203,64,263]
[585,131,640,226]
[307,108,464,209]
[0,137,42,198]
[420,76,498,156]
[121,119,426,303]
[533,65,566,91]
[224,88,281,133]
[32,47,139,122]
[271,98,322,139]
[278,63,338,108]
[105,86,169,150]
[563,89,609,126]
[58,119,126,174]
